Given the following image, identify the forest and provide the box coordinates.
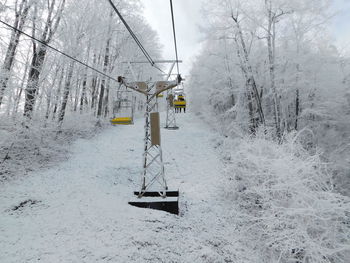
[0,0,349,262]
[190,0,350,194]
[0,0,162,177]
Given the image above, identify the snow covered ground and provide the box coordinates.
[0,112,237,262]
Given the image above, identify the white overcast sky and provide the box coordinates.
[142,0,350,76]
[332,0,350,55]
[142,0,206,77]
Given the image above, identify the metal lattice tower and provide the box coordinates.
[164,62,179,130]
[140,83,167,195]
[165,89,178,129]
[118,77,181,198]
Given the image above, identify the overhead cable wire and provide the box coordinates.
[107,0,153,64]
[0,19,119,83]
[169,0,180,76]
[106,0,166,74]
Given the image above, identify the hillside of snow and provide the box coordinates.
[1,112,349,262]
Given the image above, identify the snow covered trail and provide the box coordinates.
[0,112,236,262]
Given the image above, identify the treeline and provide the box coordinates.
[188,1,350,261]
[0,0,160,126]
[190,0,349,140]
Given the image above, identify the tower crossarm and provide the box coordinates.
[117,75,182,98]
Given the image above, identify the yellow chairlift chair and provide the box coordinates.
[110,90,135,125]
[174,93,186,113]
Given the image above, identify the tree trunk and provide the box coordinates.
[266,0,281,139]
[23,0,65,120]
[294,50,301,130]
[295,87,300,130]
[58,62,74,123]
[232,18,265,131]
[12,47,31,115]
[97,81,105,117]
[23,45,47,118]
[97,40,111,116]
[80,72,87,112]
[104,78,111,117]
[91,54,98,110]
[52,67,64,120]
[45,66,60,119]
[73,76,81,112]
[0,0,31,106]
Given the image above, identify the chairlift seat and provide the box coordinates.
[174,100,186,108]
[110,117,133,125]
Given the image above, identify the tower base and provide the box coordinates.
[164,126,179,130]
[128,191,179,215]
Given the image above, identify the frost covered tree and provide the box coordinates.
[191,0,342,138]
[0,0,161,122]
[23,0,65,118]
[189,1,350,261]
[0,0,163,177]
[0,0,32,106]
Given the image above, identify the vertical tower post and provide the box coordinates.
[118,72,181,214]
[164,62,179,130]
[140,83,167,196]
[165,90,178,129]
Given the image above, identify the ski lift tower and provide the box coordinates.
[117,63,182,214]
[164,62,180,130]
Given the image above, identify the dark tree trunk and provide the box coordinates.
[73,77,81,112]
[52,67,64,120]
[23,46,47,118]
[232,17,265,131]
[91,54,98,110]
[58,62,74,123]
[79,59,89,113]
[80,73,87,112]
[104,79,110,117]
[97,37,111,117]
[295,88,300,130]
[23,0,66,120]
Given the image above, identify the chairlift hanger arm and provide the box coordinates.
[150,75,183,100]
[117,75,182,97]
[117,77,148,95]
[154,82,179,96]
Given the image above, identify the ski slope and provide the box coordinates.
[0,112,237,262]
